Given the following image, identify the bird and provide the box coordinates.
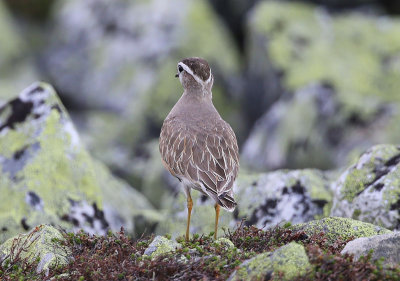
[159,57,239,241]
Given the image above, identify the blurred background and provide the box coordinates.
[1,0,400,237]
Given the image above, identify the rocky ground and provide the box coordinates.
[1,218,400,280]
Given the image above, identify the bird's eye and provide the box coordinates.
[178,65,183,73]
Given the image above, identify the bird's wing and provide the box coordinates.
[159,118,239,210]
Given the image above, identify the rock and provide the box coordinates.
[157,169,333,237]
[0,82,159,243]
[0,225,70,275]
[330,144,400,230]
[42,0,242,183]
[243,1,400,170]
[214,237,235,250]
[228,242,311,281]
[143,235,181,259]
[341,232,400,267]
[292,217,391,243]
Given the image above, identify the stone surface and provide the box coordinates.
[156,169,334,237]
[143,235,181,259]
[42,0,242,184]
[0,225,70,275]
[292,217,391,243]
[243,1,400,170]
[331,144,400,230]
[228,242,311,281]
[214,237,235,250]
[0,82,159,243]
[341,232,400,267]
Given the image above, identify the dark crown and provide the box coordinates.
[181,57,211,81]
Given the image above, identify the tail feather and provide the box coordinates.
[218,194,237,212]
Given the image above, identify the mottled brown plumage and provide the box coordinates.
[159,57,239,240]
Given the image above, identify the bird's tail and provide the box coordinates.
[217,193,237,212]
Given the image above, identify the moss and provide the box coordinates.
[231,242,311,281]
[292,217,391,243]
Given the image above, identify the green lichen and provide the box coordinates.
[292,217,391,243]
[249,1,400,117]
[382,165,400,211]
[143,236,181,259]
[0,225,70,274]
[214,238,235,250]
[0,82,158,242]
[342,169,371,202]
[230,242,311,281]
[340,144,400,202]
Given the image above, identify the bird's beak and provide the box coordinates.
[175,73,179,78]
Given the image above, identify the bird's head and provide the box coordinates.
[176,57,214,93]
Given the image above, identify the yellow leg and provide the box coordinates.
[214,203,220,239]
[186,194,193,242]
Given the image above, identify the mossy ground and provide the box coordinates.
[1,223,399,280]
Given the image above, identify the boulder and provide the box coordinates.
[42,0,242,184]
[157,169,334,237]
[228,242,311,281]
[143,235,181,259]
[0,82,159,243]
[331,144,400,230]
[341,232,400,267]
[242,1,400,170]
[0,225,70,275]
[292,217,391,243]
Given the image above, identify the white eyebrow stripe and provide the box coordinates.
[178,62,205,85]
[205,69,212,84]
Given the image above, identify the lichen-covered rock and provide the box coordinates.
[243,1,400,170]
[341,232,400,267]
[228,242,311,281]
[292,217,391,243]
[42,0,242,183]
[143,235,181,259]
[156,169,333,237]
[0,225,70,275]
[214,237,235,250]
[330,144,400,230]
[0,82,159,243]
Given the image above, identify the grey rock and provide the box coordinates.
[292,217,391,243]
[243,1,400,171]
[341,232,400,267]
[331,144,400,230]
[0,225,71,276]
[157,168,333,237]
[228,242,311,281]
[143,235,181,259]
[0,82,159,243]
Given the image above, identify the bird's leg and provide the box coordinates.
[214,203,220,239]
[186,193,193,242]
